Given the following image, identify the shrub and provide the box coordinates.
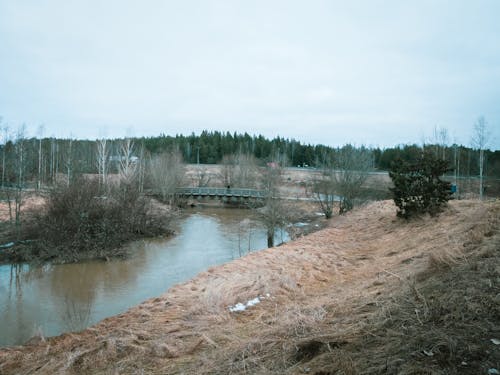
[28,177,171,261]
[389,152,452,219]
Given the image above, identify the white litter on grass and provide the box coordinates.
[491,338,500,345]
[229,294,271,313]
[0,242,14,249]
[246,297,260,307]
[229,303,247,312]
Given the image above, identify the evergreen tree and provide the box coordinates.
[389,151,452,219]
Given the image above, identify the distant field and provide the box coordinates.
[185,164,500,200]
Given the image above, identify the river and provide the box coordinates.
[0,207,289,347]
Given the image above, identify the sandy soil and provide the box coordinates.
[0,198,498,374]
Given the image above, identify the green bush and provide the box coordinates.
[389,152,452,219]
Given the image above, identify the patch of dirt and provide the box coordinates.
[0,199,499,374]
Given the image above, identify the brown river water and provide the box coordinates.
[0,207,290,347]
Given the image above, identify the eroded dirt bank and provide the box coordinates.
[0,199,499,374]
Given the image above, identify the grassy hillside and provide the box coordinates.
[0,199,499,374]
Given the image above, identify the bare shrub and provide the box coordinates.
[25,177,171,262]
[149,150,185,204]
[220,152,259,188]
[313,145,373,218]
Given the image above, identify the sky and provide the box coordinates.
[0,0,499,149]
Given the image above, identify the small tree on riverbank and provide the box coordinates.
[312,169,337,219]
[149,150,185,204]
[389,151,452,219]
[313,145,372,218]
[257,164,288,247]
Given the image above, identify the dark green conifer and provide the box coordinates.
[389,151,452,219]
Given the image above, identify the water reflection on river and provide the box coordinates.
[0,207,289,347]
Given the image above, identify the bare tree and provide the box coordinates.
[236,218,254,257]
[137,141,147,193]
[257,164,288,247]
[433,125,449,160]
[471,116,490,200]
[37,125,44,190]
[49,137,57,184]
[313,145,372,217]
[96,138,109,188]
[13,125,27,236]
[118,138,137,187]
[312,167,338,219]
[193,166,212,187]
[149,150,185,204]
[271,147,289,168]
[453,140,461,198]
[64,137,73,187]
[0,122,12,225]
[221,152,259,188]
[1,121,9,188]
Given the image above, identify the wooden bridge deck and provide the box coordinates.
[176,187,266,199]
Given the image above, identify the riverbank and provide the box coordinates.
[0,199,499,374]
[0,189,323,265]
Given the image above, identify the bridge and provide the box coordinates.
[176,187,266,203]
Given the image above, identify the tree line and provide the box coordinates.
[0,117,496,262]
[1,128,499,189]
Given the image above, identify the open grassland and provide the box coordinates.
[186,164,500,200]
[0,198,499,374]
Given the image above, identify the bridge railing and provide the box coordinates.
[176,187,266,198]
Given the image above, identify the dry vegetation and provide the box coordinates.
[0,180,175,264]
[0,199,499,374]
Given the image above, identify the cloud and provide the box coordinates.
[0,1,499,148]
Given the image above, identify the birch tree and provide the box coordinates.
[471,116,490,200]
[1,121,9,188]
[49,137,57,183]
[37,125,44,189]
[12,125,27,235]
[64,138,73,187]
[118,138,137,186]
[96,138,109,188]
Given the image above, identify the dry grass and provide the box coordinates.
[0,192,46,222]
[0,199,499,374]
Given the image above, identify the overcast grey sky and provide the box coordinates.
[0,1,499,149]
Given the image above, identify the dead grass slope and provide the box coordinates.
[0,199,498,374]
